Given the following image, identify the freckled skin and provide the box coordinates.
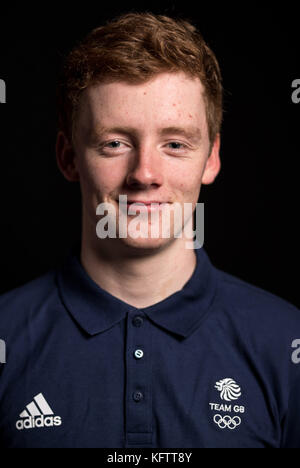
[57,71,221,254]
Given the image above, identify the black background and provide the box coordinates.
[0,1,299,307]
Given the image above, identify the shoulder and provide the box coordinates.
[213,265,300,334]
[0,269,59,333]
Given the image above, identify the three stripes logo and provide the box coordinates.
[16,393,62,430]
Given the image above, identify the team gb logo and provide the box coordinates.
[215,378,242,402]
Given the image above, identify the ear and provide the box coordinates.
[201,133,221,185]
[56,130,80,182]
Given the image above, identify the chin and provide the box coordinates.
[120,235,172,252]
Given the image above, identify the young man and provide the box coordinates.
[0,12,299,448]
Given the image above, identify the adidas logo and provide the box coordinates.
[16,393,62,431]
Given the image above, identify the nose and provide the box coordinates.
[126,144,164,189]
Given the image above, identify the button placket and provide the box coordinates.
[125,311,153,446]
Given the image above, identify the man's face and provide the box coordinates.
[68,71,220,253]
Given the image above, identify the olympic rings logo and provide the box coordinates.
[213,414,241,430]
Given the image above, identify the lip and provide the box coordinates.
[117,199,170,205]
[126,200,168,205]
[117,199,170,212]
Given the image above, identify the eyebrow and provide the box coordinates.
[90,125,202,143]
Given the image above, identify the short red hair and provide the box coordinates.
[56,12,223,148]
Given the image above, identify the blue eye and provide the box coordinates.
[100,140,187,152]
[168,142,185,150]
[106,141,122,148]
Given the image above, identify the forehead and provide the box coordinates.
[76,72,207,135]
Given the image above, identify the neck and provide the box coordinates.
[80,236,197,309]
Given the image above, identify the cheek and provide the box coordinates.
[78,156,123,196]
[170,165,203,200]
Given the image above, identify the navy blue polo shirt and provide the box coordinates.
[0,244,299,448]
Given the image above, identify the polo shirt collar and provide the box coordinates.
[56,243,218,339]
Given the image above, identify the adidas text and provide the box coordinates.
[16,415,62,430]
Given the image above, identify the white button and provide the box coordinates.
[134,349,144,359]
